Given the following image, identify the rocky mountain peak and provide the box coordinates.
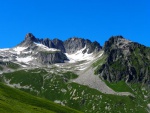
[104,36,131,53]
[64,37,102,54]
[18,33,102,54]
[25,33,37,42]
[18,33,38,47]
[64,37,86,53]
[52,38,66,53]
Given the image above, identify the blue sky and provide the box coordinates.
[0,0,149,48]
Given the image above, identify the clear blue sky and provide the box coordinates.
[0,0,149,48]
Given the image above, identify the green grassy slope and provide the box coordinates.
[1,68,149,113]
[104,80,133,93]
[0,82,82,113]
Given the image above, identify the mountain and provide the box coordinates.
[95,36,150,84]
[20,33,102,54]
[0,33,150,113]
[0,33,102,66]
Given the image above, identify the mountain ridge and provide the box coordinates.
[0,33,150,113]
[19,33,102,54]
[95,36,150,84]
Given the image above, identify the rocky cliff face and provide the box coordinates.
[64,37,102,54]
[20,33,102,54]
[18,33,101,64]
[16,33,67,64]
[95,36,150,84]
[52,38,66,53]
[40,38,55,48]
[36,51,68,64]
[19,33,38,47]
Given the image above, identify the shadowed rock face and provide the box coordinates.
[64,37,85,53]
[64,37,102,54]
[17,33,102,64]
[19,33,38,47]
[25,33,36,41]
[40,38,55,48]
[36,51,68,64]
[96,36,150,84]
[20,33,102,54]
[52,38,66,53]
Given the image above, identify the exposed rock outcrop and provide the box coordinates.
[95,36,150,84]
[36,51,68,64]
[19,33,38,47]
[17,33,102,65]
[64,37,102,54]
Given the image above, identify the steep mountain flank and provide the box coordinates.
[16,33,102,64]
[20,33,102,54]
[95,36,150,84]
[36,51,67,64]
[64,37,101,54]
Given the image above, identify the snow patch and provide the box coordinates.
[22,51,32,54]
[21,64,27,68]
[65,46,94,63]
[77,67,87,70]
[0,48,10,51]
[13,47,27,54]
[55,64,61,67]
[16,56,33,63]
[34,43,59,51]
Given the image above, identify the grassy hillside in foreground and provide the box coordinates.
[0,82,82,113]
[1,69,149,113]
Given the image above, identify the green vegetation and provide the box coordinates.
[93,55,107,75]
[0,61,20,70]
[110,59,126,71]
[3,69,47,92]
[0,66,3,70]
[7,62,20,69]
[62,71,78,79]
[104,80,133,93]
[94,43,150,84]
[0,82,82,113]
[1,68,149,113]
[104,80,150,113]
[92,54,107,68]
[130,47,150,76]
[130,83,150,102]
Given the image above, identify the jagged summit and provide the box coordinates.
[104,36,131,53]
[19,33,102,54]
[95,36,150,84]
[25,33,36,41]
[0,33,149,113]
[64,37,102,54]
[19,33,38,47]
[104,36,131,47]
[0,33,102,66]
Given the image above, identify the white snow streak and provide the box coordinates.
[34,43,59,51]
[16,56,33,63]
[13,47,27,54]
[0,48,10,51]
[65,46,94,63]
